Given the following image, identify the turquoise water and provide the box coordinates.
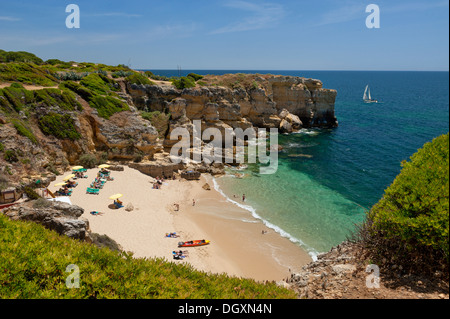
[150,70,450,257]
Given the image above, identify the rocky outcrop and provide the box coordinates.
[0,73,337,187]
[127,75,337,136]
[286,242,449,299]
[2,200,88,240]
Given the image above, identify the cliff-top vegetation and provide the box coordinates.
[357,133,449,280]
[0,212,296,299]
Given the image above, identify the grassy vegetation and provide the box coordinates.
[34,88,82,111]
[125,73,153,85]
[0,214,296,299]
[0,50,43,64]
[0,62,58,86]
[38,113,81,140]
[60,77,128,119]
[0,84,81,115]
[80,73,120,96]
[171,76,196,89]
[89,95,129,119]
[11,119,38,144]
[358,133,449,278]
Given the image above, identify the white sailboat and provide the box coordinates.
[363,85,378,103]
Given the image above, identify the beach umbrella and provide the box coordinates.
[99,164,110,169]
[55,182,67,187]
[109,194,123,200]
[71,166,84,171]
[63,174,75,181]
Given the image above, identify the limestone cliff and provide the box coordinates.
[0,71,337,189]
[127,74,338,143]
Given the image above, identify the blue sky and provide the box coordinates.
[0,0,448,70]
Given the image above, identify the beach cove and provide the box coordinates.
[52,166,312,282]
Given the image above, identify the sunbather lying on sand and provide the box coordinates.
[90,211,104,216]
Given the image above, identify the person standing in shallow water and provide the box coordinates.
[242,194,246,202]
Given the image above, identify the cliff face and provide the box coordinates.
[127,75,338,143]
[0,72,337,187]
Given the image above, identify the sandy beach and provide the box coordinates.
[51,166,312,282]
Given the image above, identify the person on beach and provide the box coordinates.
[242,194,246,202]
[192,199,196,206]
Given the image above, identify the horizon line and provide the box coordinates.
[137,68,450,72]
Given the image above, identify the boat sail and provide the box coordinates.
[363,85,378,103]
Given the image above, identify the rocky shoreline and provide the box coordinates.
[285,241,449,299]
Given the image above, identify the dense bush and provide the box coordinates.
[11,119,38,144]
[38,113,81,140]
[0,85,34,112]
[23,186,41,200]
[0,214,296,298]
[89,95,129,119]
[0,50,43,64]
[0,85,81,115]
[0,62,58,86]
[358,133,449,278]
[78,154,98,169]
[80,74,119,96]
[187,73,204,81]
[171,76,196,89]
[60,81,94,101]
[125,73,153,85]
[61,80,128,119]
[34,89,82,111]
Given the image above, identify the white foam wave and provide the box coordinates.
[292,129,320,136]
[211,177,320,261]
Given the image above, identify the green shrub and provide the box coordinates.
[34,89,82,111]
[358,133,449,278]
[0,62,58,86]
[0,85,34,112]
[11,119,38,144]
[23,186,40,200]
[78,154,98,169]
[3,149,18,163]
[187,73,204,81]
[0,50,43,64]
[80,74,119,96]
[171,76,196,89]
[60,81,94,101]
[125,73,153,85]
[38,113,81,140]
[89,95,129,119]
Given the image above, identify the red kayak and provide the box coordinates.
[178,240,210,248]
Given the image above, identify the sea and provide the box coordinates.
[147,70,449,259]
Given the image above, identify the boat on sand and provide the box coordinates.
[178,240,210,248]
